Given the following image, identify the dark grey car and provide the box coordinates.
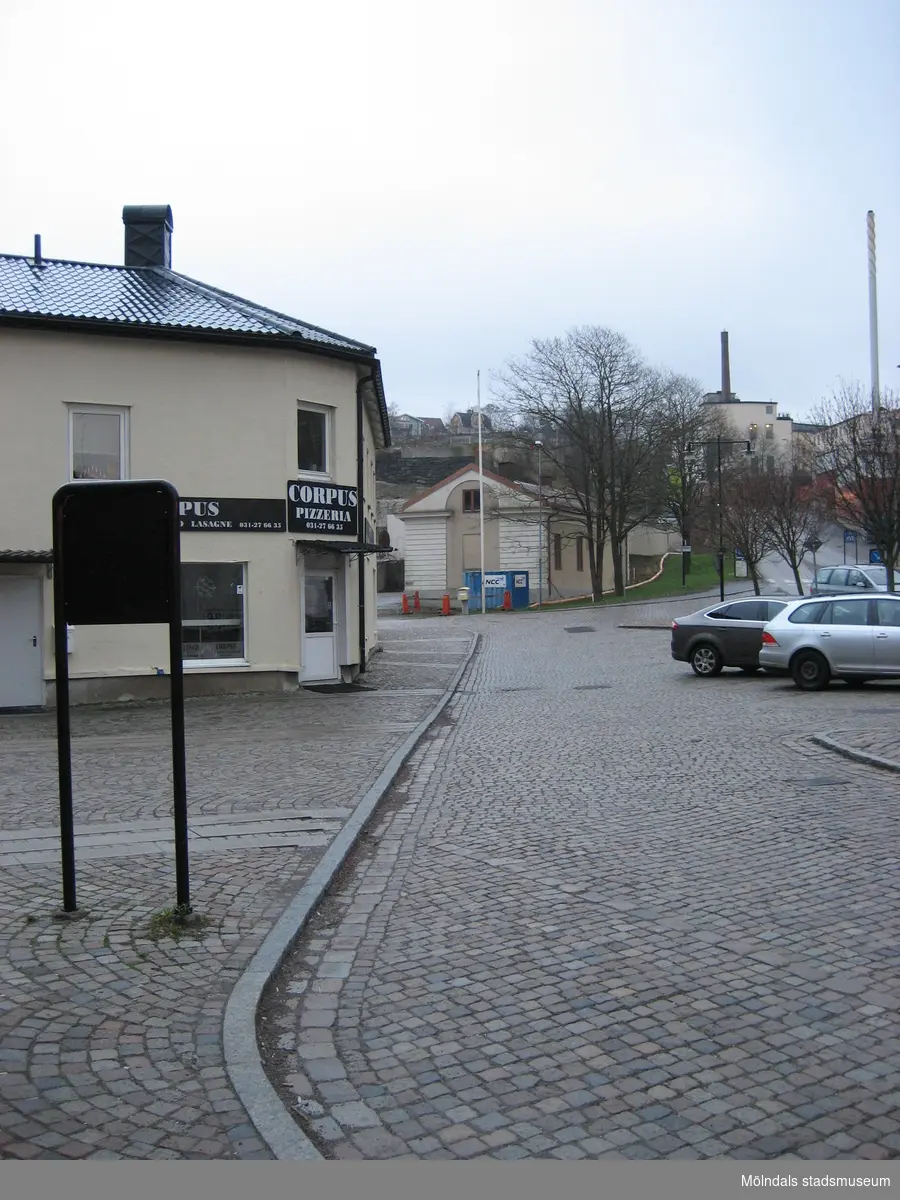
[671,597,789,677]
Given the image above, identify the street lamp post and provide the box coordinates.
[688,436,751,603]
[717,436,724,602]
[681,458,688,588]
[534,440,543,608]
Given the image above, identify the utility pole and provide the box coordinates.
[688,436,751,603]
[534,440,543,608]
[717,436,724,602]
[477,370,486,614]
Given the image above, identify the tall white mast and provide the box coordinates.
[867,210,881,413]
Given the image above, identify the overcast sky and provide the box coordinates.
[2,0,897,421]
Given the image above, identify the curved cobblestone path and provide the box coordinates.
[262,608,900,1161]
[0,630,470,1159]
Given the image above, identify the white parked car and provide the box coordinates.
[759,592,900,690]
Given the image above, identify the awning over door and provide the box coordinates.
[294,541,391,555]
[0,550,53,563]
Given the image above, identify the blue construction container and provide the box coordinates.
[463,570,530,610]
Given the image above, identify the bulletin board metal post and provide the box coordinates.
[51,480,190,915]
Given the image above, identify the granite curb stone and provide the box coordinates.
[223,632,480,1160]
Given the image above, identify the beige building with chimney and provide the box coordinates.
[0,205,390,707]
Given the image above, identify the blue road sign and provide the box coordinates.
[869,548,883,564]
[844,529,857,543]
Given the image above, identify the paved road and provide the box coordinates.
[262,605,900,1161]
[759,521,882,596]
[0,629,472,1160]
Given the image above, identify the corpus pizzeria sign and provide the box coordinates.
[287,481,358,536]
[179,498,286,532]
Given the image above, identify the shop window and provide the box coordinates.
[182,563,246,664]
[297,406,329,475]
[463,488,480,513]
[69,405,129,480]
[554,534,562,571]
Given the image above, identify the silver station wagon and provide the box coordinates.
[810,564,888,595]
[759,592,900,689]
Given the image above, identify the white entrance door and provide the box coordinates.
[302,571,338,682]
[0,577,43,708]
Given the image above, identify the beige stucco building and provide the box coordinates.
[0,205,390,708]
[400,466,677,601]
[702,391,794,466]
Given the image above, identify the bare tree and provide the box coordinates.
[659,375,728,574]
[762,459,828,595]
[719,460,776,595]
[812,384,900,591]
[494,334,611,594]
[495,327,673,596]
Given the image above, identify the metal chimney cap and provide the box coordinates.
[122,205,174,231]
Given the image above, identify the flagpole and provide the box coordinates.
[477,370,486,614]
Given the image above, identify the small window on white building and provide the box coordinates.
[765,423,774,439]
[766,405,774,415]
[462,488,480,513]
[69,405,129,480]
[182,563,247,664]
[297,406,330,475]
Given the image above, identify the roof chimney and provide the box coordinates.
[122,205,173,268]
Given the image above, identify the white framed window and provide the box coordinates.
[182,562,247,666]
[68,404,129,480]
[297,403,332,477]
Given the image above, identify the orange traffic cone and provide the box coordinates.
[401,593,410,615]
[502,590,512,611]
[441,594,451,616]
[413,590,421,612]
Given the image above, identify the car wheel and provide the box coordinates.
[740,666,760,674]
[841,677,871,687]
[791,650,830,691]
[690,643,723,677]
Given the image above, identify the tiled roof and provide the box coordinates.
[0,255,375,354]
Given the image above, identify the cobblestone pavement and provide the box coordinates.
[0,627,472,1160]
[261,604,900,1161]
